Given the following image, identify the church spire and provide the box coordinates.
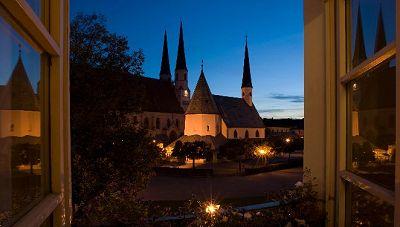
[352,4,367,67]
[242,36,252,88]
[160,30,172,81]
[186,63,219,114]
[175,21,187,71]
[374,4,387,53]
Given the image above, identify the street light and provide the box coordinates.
[205,201,220,216]
[254,146,273,166]
[285,138,291,143]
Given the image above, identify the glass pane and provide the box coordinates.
[25,0,42,19]
[347,58,395,190]
[0,13,47,226]
[347,184,394,226]
[348,0,395,68]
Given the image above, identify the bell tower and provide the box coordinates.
[175,22,190,111]
[242,36,253,106]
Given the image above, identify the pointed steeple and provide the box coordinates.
[374,4,387,53]
[0,51,39,111]
[186,63,219,114]
[242,36,253,88]
[160,30,172,81]
[352,4,367,67]
[175,21,187,71]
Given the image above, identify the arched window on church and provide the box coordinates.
[167,119,171,128]
[207,125,210,131]
[245,130,249,139]
[143,118,149,129]
[255,130,260,138]
[234,130,238,139]
[10,124,14,132]
[156,118,160,129]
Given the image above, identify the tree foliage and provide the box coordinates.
[70,13,144,75]
[172,141,210,169]
[70,13,160,225]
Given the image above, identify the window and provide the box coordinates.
[255,130,260,138]
[207,125,210,131]
[233,130,238,139]
[144,117,149,129]
[340,0,396,224]
[245,130,249,139]
[0,11,49,226]
[156,118,160,129]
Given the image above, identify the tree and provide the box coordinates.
[171,141,185,162]
[11,143,40,174]
[70,13,144,75]
[70,13,160,225]
[176,141,210,169]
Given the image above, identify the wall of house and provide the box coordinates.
[184,114,221,136]
[227,127,265,139]
[127,112,184,140]
[0,110,40,138]
[221,119,228,137]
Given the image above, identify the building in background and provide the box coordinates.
[304,0,399,226]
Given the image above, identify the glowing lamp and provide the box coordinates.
[205,202,220,216]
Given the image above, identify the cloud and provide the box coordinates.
[269,93,304,103]
[258,108,301,113]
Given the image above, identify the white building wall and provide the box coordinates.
[227,127,265,139]
[184,114,221,136]
[0,110,40,138]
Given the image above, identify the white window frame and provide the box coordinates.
[335,0,399,226]
[1,0,71,226]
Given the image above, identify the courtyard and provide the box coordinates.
[139,167,303,201]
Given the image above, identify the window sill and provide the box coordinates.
[14,193,63,227]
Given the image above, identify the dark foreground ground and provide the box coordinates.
[139,167,303,201]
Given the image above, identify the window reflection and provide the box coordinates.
[25,0,42,18]
[0,15,44,226]
[348,58,395,190]
[348,184,394,226]
[349,0,395,68]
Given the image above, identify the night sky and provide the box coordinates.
[71,0,304,118]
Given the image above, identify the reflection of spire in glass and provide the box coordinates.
[374,4,387,53]
[352,4,367,67]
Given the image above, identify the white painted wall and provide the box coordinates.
[184,114,221,136]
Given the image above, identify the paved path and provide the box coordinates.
[139,167,303,201]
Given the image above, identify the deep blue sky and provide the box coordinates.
[71,0,304,118]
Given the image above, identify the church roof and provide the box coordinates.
[175,22,187,71]
[186,68,219,114]
[160,30,172,79]
[0,55,39,111]
[242,38,253,88]
[133,76,184,113]
[213,95,264,128]
[352,5,367,67]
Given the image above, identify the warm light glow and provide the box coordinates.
[156,143,164,149]
[254,146,273,157]
[152,139,156,143]
[165,147,173,157]
[285,138,291,143]
[184,90,189,97]
[205,202,220,216]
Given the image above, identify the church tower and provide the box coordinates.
[242,37,253,106]
[160,30,172,81]
[175,22,190,111]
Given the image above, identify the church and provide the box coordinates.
[129,22,265,144]
[183,38,265,140]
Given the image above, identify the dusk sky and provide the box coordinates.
[71,0,304,118]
